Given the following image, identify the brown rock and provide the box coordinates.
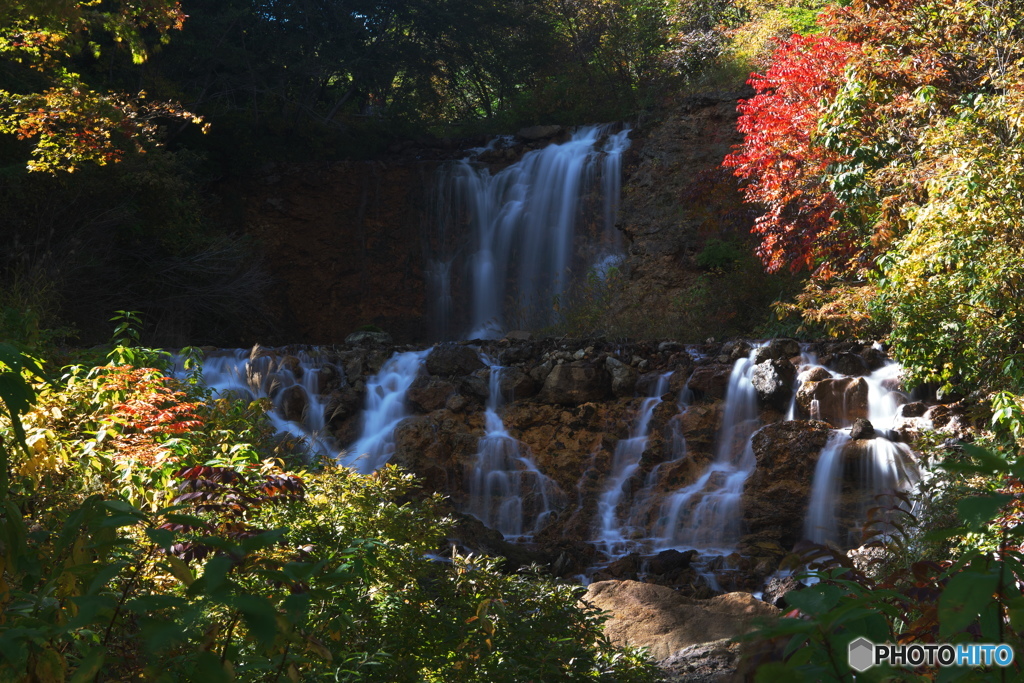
[795,376,869,426]
[687,364,733,401]
[537,362,611,404]
[426,343,485,376]
[742,421,833,552]
[278,385,307,422]
[407,376,457,412]
[583,581,778,661]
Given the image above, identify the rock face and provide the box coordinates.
[742,420,834,553]
[583,580,778,661]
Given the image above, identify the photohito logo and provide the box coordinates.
[848,637,1015,672]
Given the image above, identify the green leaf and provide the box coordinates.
[230,594,279,646]
[68,647,106,683]
[756,661,808,683]
[785,584,847,617]
[939,569,999,636]
[957,494,1012,528]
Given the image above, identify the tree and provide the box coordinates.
[0,0,201,171]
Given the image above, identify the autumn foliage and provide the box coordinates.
[723,33,860,278]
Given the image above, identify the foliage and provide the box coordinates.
[0,0,203,171]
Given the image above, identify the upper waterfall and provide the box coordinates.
[426,125,631,341]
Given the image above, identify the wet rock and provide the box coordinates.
[743,421,833,552]
[459,375,490,401]
[528,359,554,384]
[279,385,308,422]
[827,351,869,376]
[722,340,752,361]
[605,356,639,397]
[496,366,537,401]
[445,394,469,412]
[280,355,304,379]
[407,376,457,413]
[504,330,533,341]
[798,366,832,383]
[593,553,642,581]
[761,575,802,609]
[345,330,393,346]
[861,346,889,371]
[426,343,485,376]
[659,638,742,683]
[659,341,684,353]
[583,581,779,661]
[901,401,928,417]
[751,359,796,410]
[537,362,611,405]
[648,549,696,575]
[325,386,362,424]
[687,364,733,401]
[517,124,563,140]
[849,417,875,440]
[668,365,694,395]
[795,376,869,426]
[753,339,801,364]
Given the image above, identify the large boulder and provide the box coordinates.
[537,362,612,404]
[583,581,778,661]
[406,376,457,413]
[750,359,796,410]
[753,338,801,364]
[687,364,733,401]
[605,356,639,397]
[742,420,834,552]
[795,376,869,426]
[425,343,485,377]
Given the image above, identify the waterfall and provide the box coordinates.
[594,372,672,557]
[427,125,631,340]
[801,359,918,545]
[465,364,561,540]
[657,351,760,553]
[172,349,341,458]
[342,349,430,474]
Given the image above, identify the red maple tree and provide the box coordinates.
[724,33,860,278]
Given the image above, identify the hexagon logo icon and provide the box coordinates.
[848,637,875,672]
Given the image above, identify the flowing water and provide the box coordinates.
[464,363,562,540]
[594,372,672,557]
[426,125,631,339]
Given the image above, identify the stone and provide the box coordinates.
[279,385,307,422]
[659,341,684,353]
[425,343,485,376]
[406,376,456,413]
[743,420,833,552]
[325,386,362,424]
[687,364,733,400]
[761,575,802,609]
[344,330,393,346]
[537,362,612,405]
[795,376,869,426]
[659,638,742,683]
[583,581,779,661]
[752,338,801,364]
[517,124,563,140]
[861,346,889,371]
[722,340,752,361]
[528,359,554,384]
[605,356,639,397]
[798,366,832,383]
[750,359,796,410]
[647,549,695,575]
[504,330,533,341]
[900,401,928,417]
[496,366,537,401]
[827,351,869,376]
[849,417,875,440]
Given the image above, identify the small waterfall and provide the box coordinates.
[801,360,918,545]
[342,349,430,474]
[428,125,631,339]
[803,431,852,544]
[465,365,561,540]
[173,349,340,458]
[595,372,672,557]
[658,351,760,552]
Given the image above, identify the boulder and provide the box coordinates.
[537,362,611,405]
[496,366,537,401]
[722,340,752,361]
[798,366,832,383]
[753,339,801,364]
[659,638,743,683]
[278,385,308,423]
[743,420,833,552]
[795,376,869,426]
[849,417,875,440]
[592,553,641,581]
[517,124,563,140]
[761,574,802,609]
[750,359,796,410]
[605,356,639,397]
[647,549,696,575]
[406,376,457,413]
[827,351,869,376]
[583,581,778,661]
[860,346,889,371]
[687,364,733,401]
[426,343,485,376]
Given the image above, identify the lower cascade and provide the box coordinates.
[182,338,933,590]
